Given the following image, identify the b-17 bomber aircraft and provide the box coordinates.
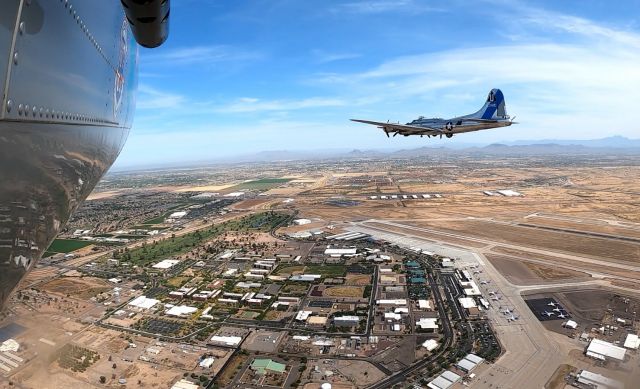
[351,88,516,139]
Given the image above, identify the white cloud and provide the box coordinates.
[136,85,185,110]
[215,97,347,113]
[141,45,262,66]
[334,0,442,14]
[311,49,361,63]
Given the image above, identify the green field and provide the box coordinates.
[47,239,93,253]
[304,265,347,277]
[226,178,292,192]
[120,212,292,266]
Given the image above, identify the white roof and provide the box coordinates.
[199,357,215,368]
[225,192,245,197]
[464,354,484,364]
[166,305,197,317]
[394,307,409,314]
[564,320,578,329]
[384,313,402,321]
[324,248,357,255]
[210,336,242,346]
[296,311,312,321]
[458,297,477,309]
[418,300,432,309]
[416,318,439,329]
[441,370,462,382]
[422,339,439,351]
[335,316,360,321]
[587,338,626,361]
[128,296,159,310]
[292,335,310,341]
[577,370,623,389]
[377,299,407,306]
[456,359,477,372]
[169,211,187,218]
[152,259,180,269]
[624,334,640,349]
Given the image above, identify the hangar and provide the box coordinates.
[586,339,626,361]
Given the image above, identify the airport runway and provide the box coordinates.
[357,219,640,272]
[345,222,577,388]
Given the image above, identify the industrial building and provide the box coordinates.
[334,316,361,327]
[151,259,180,270]
[128,296,159,311]
[576,370,623,389]
[586,338,627,361]
[455,353,484,373]
[624,333,640,350]
[416,318,439,332]
[422,339,439,351]
[209,336,242,348]
[427,370,461,389]
[251,359,287,375]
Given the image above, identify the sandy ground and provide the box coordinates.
[172,184,236,192]
[86,190,122,200]
[486,255,590,286]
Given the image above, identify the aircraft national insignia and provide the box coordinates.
[114,18,129,118]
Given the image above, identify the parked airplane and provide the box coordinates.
[552,308,562,313]
[542,311,555,317]
[558,313,567,319]
[351,89,516,139]
[547,302,557,307]
[502,309,512,315]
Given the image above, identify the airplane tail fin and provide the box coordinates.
[471,89,508,120]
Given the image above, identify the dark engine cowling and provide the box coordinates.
[121,0,170,48]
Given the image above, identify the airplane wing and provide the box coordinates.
[350,119,443,136]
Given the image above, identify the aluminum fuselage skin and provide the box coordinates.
[0,0,137,306]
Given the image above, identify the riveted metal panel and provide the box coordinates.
[4,0,129,125]
[0,0,21,113]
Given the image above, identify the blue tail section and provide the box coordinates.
[472,89,507,120]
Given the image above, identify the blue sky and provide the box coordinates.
[114,0,640,168]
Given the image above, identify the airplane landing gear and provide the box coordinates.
[446,133,453,138]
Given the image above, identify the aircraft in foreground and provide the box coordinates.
[351,88,516,139]
[0,0,169,307]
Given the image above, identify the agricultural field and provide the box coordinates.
[54,344,100,372]
[304,264,347,278]
[46,239,93,254]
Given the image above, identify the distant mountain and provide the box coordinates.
[505,136,640,148]
[111,136,640,172]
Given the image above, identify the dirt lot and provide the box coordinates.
[407,219,640,263]
[345,274,372,286]
[230,199,275,210]
[324,286,364,298]
[335,360,387,386]
[41,277,112,300]
[217,354,250,387]
[487,255,590,285]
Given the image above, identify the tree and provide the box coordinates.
[112,363,117,369]
[99,376,106,384]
